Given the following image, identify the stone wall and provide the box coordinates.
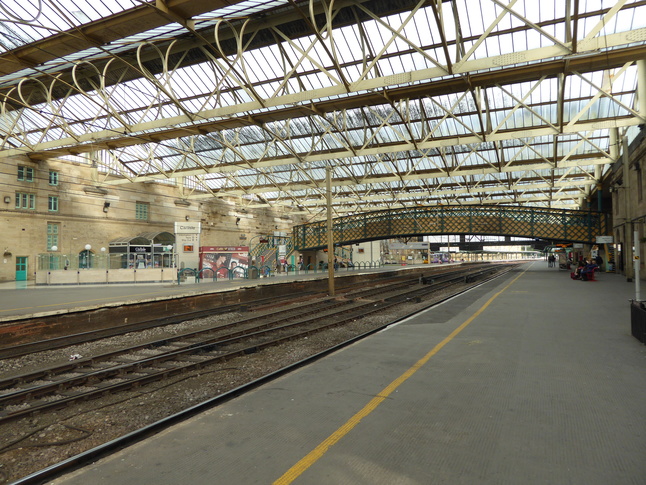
[0,156,307,282]
[607,126,646,278]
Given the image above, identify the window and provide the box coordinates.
[49,171,59,186]
[17,165,34,182]
[15,192,35,209]
[48,196,59,212]
[47,223,59,250]
[135,201,149,220]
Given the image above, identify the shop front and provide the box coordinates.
[109,232,176,269]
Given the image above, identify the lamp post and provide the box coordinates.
[81,244,91,269]
[49,245,58,271]
[167,244,174,268]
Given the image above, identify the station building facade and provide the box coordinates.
[609,127,646,280]
[0,155,306,283]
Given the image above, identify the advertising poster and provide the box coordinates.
[200,246,249,277]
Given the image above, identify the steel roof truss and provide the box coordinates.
[352,0,450,77]
[491,78,557,136]
[572,65,644,122]
[567,62,634,127]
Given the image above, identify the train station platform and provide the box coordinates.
[0,266,395,321]
[37,261,645,485]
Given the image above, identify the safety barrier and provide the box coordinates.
[177,268,198,285]
[174,260,383,285]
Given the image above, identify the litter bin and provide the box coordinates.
[630,300,646,344]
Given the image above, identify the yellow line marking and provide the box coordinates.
[273,266,529,485]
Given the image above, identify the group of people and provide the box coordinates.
[548,252,603,281]
[547,254,557,267]
[571,257,601,281]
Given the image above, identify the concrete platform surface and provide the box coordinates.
[44,262,646,484]
[0,266,392,320]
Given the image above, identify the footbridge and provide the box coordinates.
[292,205,610,251]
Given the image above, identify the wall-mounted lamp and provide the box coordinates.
[185,215,190,221]
[236,217,240,226]
[3,196,10,204]
[103,201,110,213]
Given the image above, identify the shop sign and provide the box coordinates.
[174,222,202,234]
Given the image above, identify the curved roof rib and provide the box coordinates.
[0,0,644,217]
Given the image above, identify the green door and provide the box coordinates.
[15,256,27,281]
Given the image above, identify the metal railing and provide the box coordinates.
[38,253,175,271]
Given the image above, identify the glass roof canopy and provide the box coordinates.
[0,0,645,218]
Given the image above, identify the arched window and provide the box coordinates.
[79,249,94,269]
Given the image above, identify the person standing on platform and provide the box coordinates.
[547,254,555,267]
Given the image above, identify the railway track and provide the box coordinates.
[0,265,473,360]
[0,263,513,424]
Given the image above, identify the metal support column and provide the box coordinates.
[635,229,641,301]
[623,135,633,282]
[638,59,646,117]
[326,166,335,296]
[609,128,619,161]
[595,164,602,212]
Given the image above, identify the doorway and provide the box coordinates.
[15,256,27,281]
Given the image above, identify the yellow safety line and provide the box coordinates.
[273,265,530,485]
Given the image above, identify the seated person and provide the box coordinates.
[572,260,585,279]
[580,261,599,281]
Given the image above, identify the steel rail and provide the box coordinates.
[10,263,520,485]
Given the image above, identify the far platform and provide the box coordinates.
[0,265,402,321]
